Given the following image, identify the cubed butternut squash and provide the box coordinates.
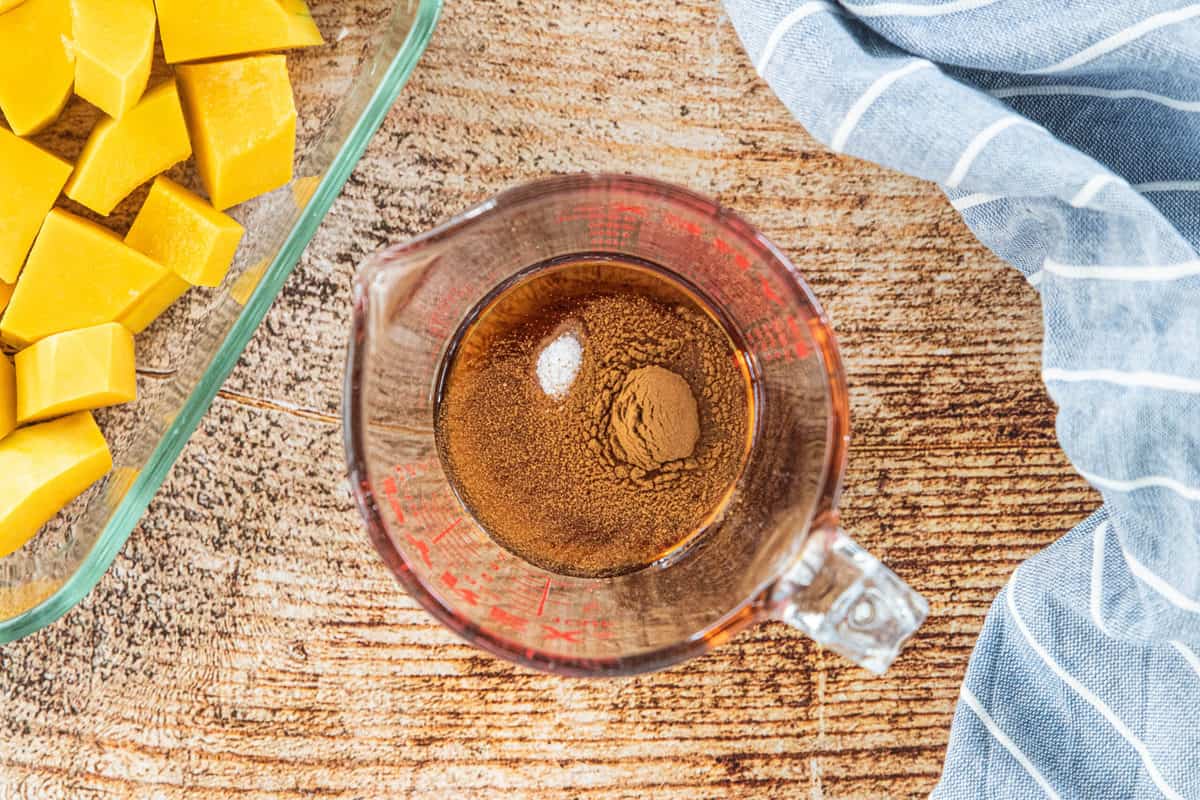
[0,128,73,284]
[118,271,189,333]
[15,322,137,424]
[65,80,192,215]
[177,56,295,211]
[0,355,15,441]
[0,210,167,346]
[125,176,244,286]
[0,0,73,135]
[71,0,157,119]
[0,411,112,559]
[154,0,322,64]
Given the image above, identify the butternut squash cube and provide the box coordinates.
[0,0,74,135]
[0,1,29,12]
[0,411,112,559]
[65,80,193,215]
[0,128,73,283]
[0,209,167,347]
[15,322,137,424]
[126,176,244,286]
[0,355,14,442]
[71,0,156,119]
[118,271,189,333]
[155,0,322,64]
[0,281,12,315]
[177,56,295,211]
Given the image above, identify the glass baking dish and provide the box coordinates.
[0,0,441,642]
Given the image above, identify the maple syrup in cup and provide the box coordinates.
[434,256,756,578]
[345,174,927,676]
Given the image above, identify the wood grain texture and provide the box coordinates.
[0,0,1098,797]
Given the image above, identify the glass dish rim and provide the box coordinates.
[0,0,443,645]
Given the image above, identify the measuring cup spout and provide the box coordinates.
[768,521,928,675]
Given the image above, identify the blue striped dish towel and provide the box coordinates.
[721,1,1200,797]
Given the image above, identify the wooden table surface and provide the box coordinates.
[0,1,1098,797]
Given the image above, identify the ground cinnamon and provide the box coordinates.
[436,259,753,577]
[610,365,699,471]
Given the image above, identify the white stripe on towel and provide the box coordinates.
[842,0,1000,17]
[946,116,1040,188]
[830,59,931,153]
[831,60,935,153]
[1029,5,1200,75]
[1121,547,1200,614]
[1080,469,1200,503]
[1090,521,1112,636]
[961,687,1063,800]
[1093,522,1200,680]
[1042,258,1200,282]
[1172,642,1200,680]
[1070,174,1123,207]
[1026,270,1044,287]
[948,180,1200,216]
[990,85,1200,114]
[1007,572,1187,800]
[1135,180,1200,193]
[1042,367,1200,395]
[755,2,840,74]
[951,192,999,210]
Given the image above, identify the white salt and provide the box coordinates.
[537,332,582,398]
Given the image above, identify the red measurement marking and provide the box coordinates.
[712,236,732,254]
[380,477,405,523]
[557,204,605,224]
[786,315,811,359]
[662,212,697,235]
[542,624,583,643]
[456,588,480,607]
[613,203,647,217]
[441,570,457,588]
[588,216,638,247]
[734,253,751,271]
[760,276,783,306]
[581,598,601,616]
[536,578,551,617]
[747,316,805,364]
[432,516,463,543]
[405,534,431,569]
[559,617,608,628]
[489,606,529,632]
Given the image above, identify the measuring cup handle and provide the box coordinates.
[770,525,928,675]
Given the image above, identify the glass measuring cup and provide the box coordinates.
[344,174,927,676]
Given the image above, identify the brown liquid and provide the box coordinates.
[434,257,754,577]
